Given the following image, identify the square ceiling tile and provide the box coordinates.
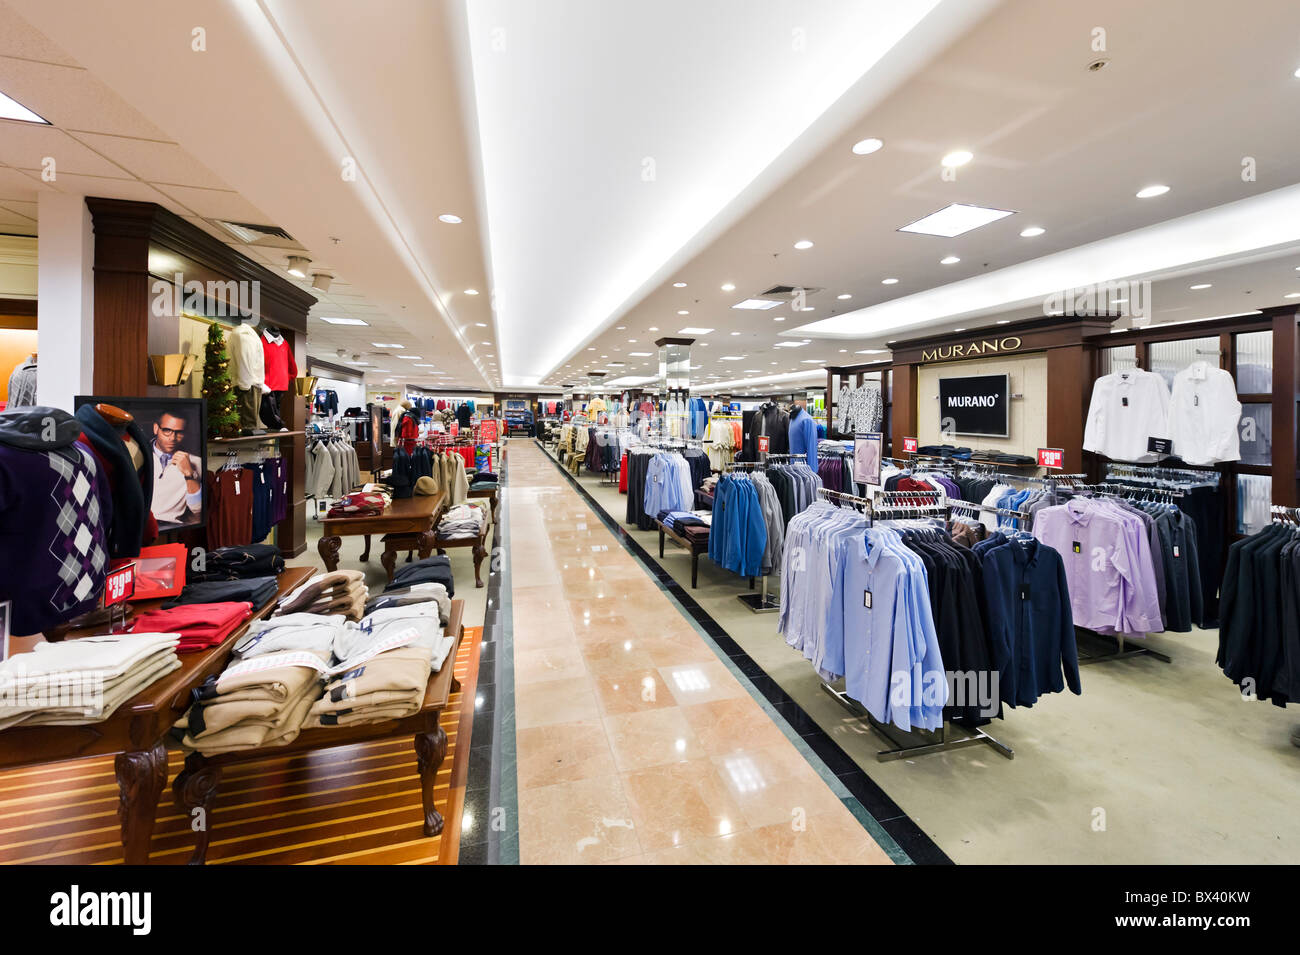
[0,207,37,234]
[0,123,132,178]
[151,183,269,223]
[40,174,189,215]
[0,59,168,139]
[0,165,47,203]
[71,132,230,190]
[0,5,80,66]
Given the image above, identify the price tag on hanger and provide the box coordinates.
[902,437,918,454]
[103,562,136,607]
[1037,447,1065,469]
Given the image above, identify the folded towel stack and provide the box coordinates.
[0,633,181,731]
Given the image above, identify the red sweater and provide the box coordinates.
[261,333,298,391]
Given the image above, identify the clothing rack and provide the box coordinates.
[813,485,1015,761]
[1271,504,1300,524]
[947,498,1032,525]
[1104,462,1221,486]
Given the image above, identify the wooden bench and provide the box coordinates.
[657,519,709,588]
[171,600,466,865]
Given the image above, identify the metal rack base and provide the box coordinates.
[1076,629,1172,666]
[738,575,780,613]
[821,683,1014,761]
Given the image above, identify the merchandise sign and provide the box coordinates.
[1037,447,1065,469]
[729,402,741,414]
[854,433,883,486]
[757,436,770,454]
[1147,436,1173,455]
[450,421,459,437]
[479,419,498,443]
[103,562,136,607]
[937,373,1010,437]
[902,436,918,454]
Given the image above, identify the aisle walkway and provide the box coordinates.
[506,441,897,864]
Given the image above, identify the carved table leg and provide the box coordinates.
[360,534,372,562]
[417,529,437,561]
[114,742,168,865]
[414,724,449,837]
[381,542,399,583]
[473,541,487,588]
[318,535,342,572]
[175,753,222,865]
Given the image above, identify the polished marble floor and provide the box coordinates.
[506,442,895,864]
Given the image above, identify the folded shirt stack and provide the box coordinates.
[307,644,433,727]
[0,633,181,731]
[326,490,389,518]
[274,570,369,622]
[363,582,451,624]
[177,651,327,754]
[336,603,455,672]
[662,510,711,530]
[128,602,254,653]
[436,502,487,539]
[162,575,278,610]
[232,612,347,660]
[388,555,455,596]
[189,544,285,582]
[470,471,498,488]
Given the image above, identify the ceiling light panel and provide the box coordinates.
[898,203,1015,237]
[678,327,714,334]
[731,298,782,310]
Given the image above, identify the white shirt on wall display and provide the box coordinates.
[1082,369,1171,463]
[1167,361,1242,465]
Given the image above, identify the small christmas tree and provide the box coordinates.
[203,322,241,438]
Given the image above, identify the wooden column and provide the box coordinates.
[1271,311,1299,507]
[891,363,918,452]
[1046,343,1095,475]
[87,199,154,395]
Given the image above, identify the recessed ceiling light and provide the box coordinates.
[628,352,653,357]
[1189,283,1212,290]
[672,282,687,288]
[732,299,781,310]
[899,203,1015,237]
[463,288,479,296]
[346,361,372,366]
[320,317,369,326]
[774,341,808,348]
[800,359,825,364]
[995,320,1010,325]
[851,137,884,155]
[854,349,887,355]
[941,149,973,167]
[480,341,491,345]
[1286,293,1300,299]
[720,283,736,292]
[881,278,899,286]
[587,347,595,351]
[648,326,659,331]
[1020,226,1046,238]
[0,89,50,124]
[677,310,690,315]
[286,255,311,278]
[678,327,714,334]
[773,316,785,322]
[396,355,424,360]
[1293,67,1300,78]
[730,331,741,335]
[474,322,488,328]
[837,294,852,300]
[1136,185,1170,198]
[371,342,404,348]
[413,364,437,368]
[719,356,744,361]
[940,255,961,265]
[616,326,626,330]
[953,328,966,332]
[439,214,462,223]
[793,240,814,250]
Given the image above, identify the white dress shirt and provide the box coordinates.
[1168,361,1242,465]
[1082,369,1171,463]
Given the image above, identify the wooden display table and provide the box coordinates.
[657,519,709,589]
[317,492,447,582]
[468,485,499,522]
[0,565,315,865]
[173,600,465,864]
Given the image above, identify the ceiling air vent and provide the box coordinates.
[213,220,307,251]
[762,284,824,298]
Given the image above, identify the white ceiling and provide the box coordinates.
[4,0,1300,399]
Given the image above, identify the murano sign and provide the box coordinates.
[921,336,1022,362]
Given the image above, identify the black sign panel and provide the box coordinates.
[937,374,1010,437]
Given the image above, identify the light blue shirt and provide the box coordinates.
[837,526,947,731]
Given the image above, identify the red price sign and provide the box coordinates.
[450,422,459,437]
[103,563,136,607]
[902,437,918,454]
[479,419,498,443]
[1037,447,1065,469]
[757,436,770,454]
